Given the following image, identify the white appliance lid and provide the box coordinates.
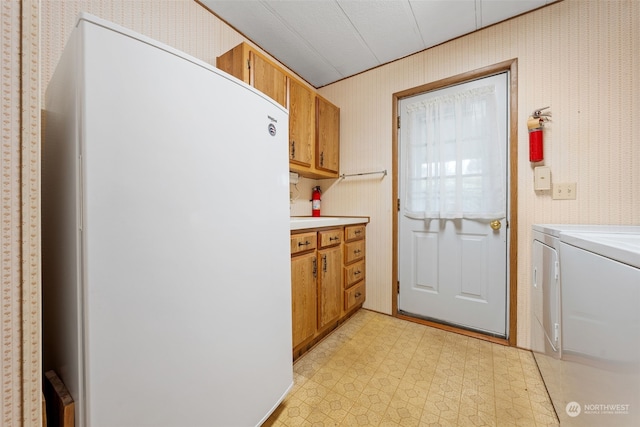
[532,224,640,237]
[560,231,640,269]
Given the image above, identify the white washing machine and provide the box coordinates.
[531,224,640,426]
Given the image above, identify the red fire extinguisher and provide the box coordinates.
[528,107,551,162]
[311,186,322,217]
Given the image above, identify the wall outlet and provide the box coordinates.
[552,183,577,200]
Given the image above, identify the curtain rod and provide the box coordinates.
[339,169,387,179]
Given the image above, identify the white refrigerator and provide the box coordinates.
[42,13,293,427]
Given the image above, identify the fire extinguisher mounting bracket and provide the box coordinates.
[532,106,551,121]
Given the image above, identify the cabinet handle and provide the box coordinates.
[290,140,296,159]
[313,258,317,278]
[354,270,361,275]
[329,236,339,242]
[354,230,362,235]
[322,254,327,273]
[355,292,362,298]
[354,249,361,255]
[298,241,311,247]
[320,151,324,166]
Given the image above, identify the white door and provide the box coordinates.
[398,73,509,337]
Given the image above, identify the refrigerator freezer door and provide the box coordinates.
[46,14,292,427]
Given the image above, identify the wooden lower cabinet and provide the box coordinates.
[317,244,342,330]
[291,251,317,348]
[291,223,366,360]
[345,281,366,311]
[343,224,366,313]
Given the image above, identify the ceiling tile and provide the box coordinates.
[200,0,559,87]
[265,1,380,79]
[338,0,424,64]
[410,0,478,47]
[479,0,548,27]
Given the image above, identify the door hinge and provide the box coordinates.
[397,280,400,294]
[397,198,400,212]
[397,116,400,129]
[247,59,251,70]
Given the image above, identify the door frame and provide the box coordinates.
[391,59,518,346]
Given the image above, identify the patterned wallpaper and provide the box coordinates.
[1,0,41,425]
[40,0,254,100]
[4,1,636,423]
[318,0,640,346]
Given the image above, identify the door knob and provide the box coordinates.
[490,220,501,231]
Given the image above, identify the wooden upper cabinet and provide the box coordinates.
[316,95,340,174]
[250,52,287,108]
[216,43,249,82]
[218,43,340,179]
[289,79,314,168]
[216,43,287,108]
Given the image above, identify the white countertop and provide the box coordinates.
[290,216,369,231]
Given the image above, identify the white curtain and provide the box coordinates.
[403,84,506,220]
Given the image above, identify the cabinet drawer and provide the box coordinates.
[345,224,365,242]
[344,240,365,264]
[345,281,365,311]
[290,232,317,255]
[344,260,365,289]
[318,229,343,248]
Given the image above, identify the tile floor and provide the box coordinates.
[265,309,559,427]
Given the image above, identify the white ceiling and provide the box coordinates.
[200,0,558,88]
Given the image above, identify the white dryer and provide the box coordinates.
[530,225,633,358]
[531,224,640,426]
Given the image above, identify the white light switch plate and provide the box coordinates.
[552,183,577,200]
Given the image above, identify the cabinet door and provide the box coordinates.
[250,52,287,108]
[317,245,342,329]
[291,252,317,348]
[316,97,340,174]
[216,43,249,83]
[289,79,314,167]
